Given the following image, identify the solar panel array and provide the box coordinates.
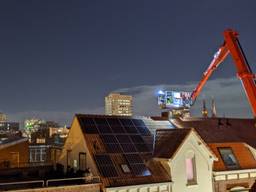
[94,154,118,177]
[124,153,151,176]
[78,116,152,178]
[80,117,152,154]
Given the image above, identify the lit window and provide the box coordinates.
[185,157,197,185]
[218,148,239,169]
[36,138,45,144]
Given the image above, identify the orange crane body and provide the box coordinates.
[191,29,256,117]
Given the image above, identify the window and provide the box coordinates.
[79,152,86,171]
[218,148,239,169]
[29,147,47,162]
[36,138,45,144]
[185,156,197,185]
[120,164,131,173]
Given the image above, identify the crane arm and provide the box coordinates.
[190,43,229,101]
[224,29,256,117]
[190,29,256,117]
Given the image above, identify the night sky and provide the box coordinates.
[0,1,256,125]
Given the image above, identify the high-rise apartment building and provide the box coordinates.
[105,93,132,116]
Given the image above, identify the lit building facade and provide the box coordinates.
[0,112,7,122]
[105,93,132,116]
[0,122,19,134]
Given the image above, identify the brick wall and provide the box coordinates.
[0,140,29,168]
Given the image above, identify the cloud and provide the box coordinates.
[7,77,253,127]
[116,77,252,118]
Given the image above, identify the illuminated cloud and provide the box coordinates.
[8,77,252,127]
[115,77,252,118]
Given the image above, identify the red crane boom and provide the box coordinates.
[191,29,256,117]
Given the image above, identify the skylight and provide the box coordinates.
[218,148,239,169]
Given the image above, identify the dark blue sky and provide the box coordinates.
[0,1,255,123]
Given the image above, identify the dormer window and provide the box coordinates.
[218,148,239,169]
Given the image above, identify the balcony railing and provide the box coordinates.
[0,176,101,191]
[0,160,53,170]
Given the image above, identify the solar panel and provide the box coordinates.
[97,124,112,134]
[130,135,144,143]
[136,126,151,135]
[124,153,151,176]
[101,135,118,143]
[79,117,95,126]
[129,164,151,176]
[94,154,113,165]
[116,135,131,143]
[78,117,99,134]
[134,143,150,152]
[107,118,122,126]
[132,119,145,127]
[94,154,118,177]
[105,143,123,153]
[83,125,98,134]
[94,118,108,125]
[123,125,138,134]
[124,153,143,164]
[111,125,126,133]
[120,143,137,153]
[98,165,118,177]
[119,119,134,126]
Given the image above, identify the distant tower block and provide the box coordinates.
[105,93,133,116]
[202,99,208,118]
[211,98,217,117]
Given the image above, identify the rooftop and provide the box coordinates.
[154,128,191,159]
[170,117,256,171]
[171,117,256,146]
[76,114,171,187]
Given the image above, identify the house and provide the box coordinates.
[171,117,256,191]
[58,114,172,192]
[57,114,222,192]
[0,135,29,169]
[29,124,69,164]
[154,128,217,192]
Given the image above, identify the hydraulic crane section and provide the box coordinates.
[191,29,256,117]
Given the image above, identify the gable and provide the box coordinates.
[172,131,216,163]
[154,128,216,161]
[58,116,99,175]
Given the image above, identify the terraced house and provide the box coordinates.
[172,117,256,191]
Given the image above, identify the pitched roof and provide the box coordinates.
[0,137,28,150]
[150,116,169,121]
[154,129,191,159]
[171,117,256,147]
[75,114,171,188]
[208,142,256,171]
[171,117,256,171]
